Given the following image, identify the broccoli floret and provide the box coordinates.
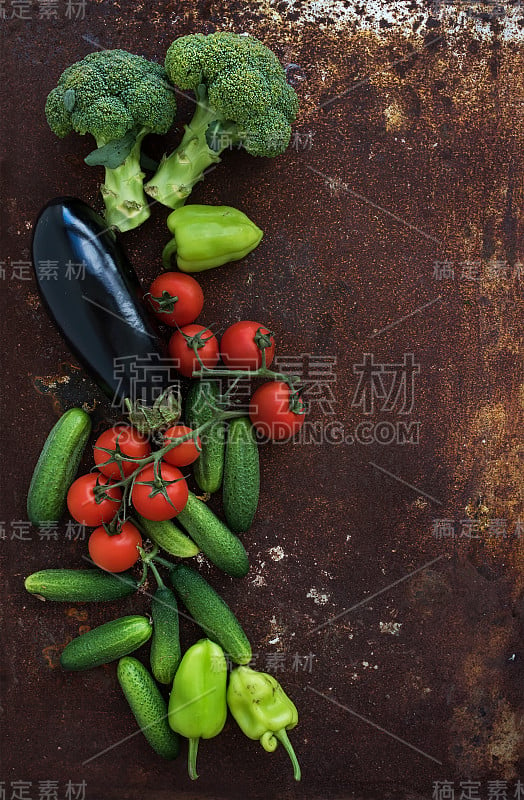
[144,33,299,209]
[45,50,177,232]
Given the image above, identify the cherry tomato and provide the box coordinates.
[88,521,142,572]
[249,381,306,441]
[93,424,151,479]
[168,324,220,378]
[67,473,122,527]
[148,272,204,327]
[163,425,202,467]
[131,462,188,521]
[220,321,275,370]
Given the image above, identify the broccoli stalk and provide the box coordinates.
[144,85,222,209]
[96,127,150,231]
[144,33,299,210]
[45,50,177,233]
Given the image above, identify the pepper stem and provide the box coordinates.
[188,736,200,780]
[274,729,301,782]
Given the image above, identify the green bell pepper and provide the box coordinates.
[168,638,227,780]
[227,666,301,781]
[162,204,263,271]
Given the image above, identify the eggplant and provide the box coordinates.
[32,197,174,410]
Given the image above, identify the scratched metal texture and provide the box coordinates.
[1,1,523,799]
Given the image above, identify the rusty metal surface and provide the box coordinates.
[1,2,523,799]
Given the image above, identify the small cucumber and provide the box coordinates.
[176,492,249,578]
[60,615,152,671]
[24,568,138,602]
[150,586,181,685]
[170,564,252,665]
[27,407,92,525]
[134,514,199,559]
[185,380,225,493]
[117,656,180,760]
[223,417,260,533]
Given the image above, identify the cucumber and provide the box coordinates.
[170,564,252,665]
[117,656,180,760]
[150,586,181,685]
[27,407,91,525]
[24,568,138,602]
[134,514,199,559]
[176,492,249,578]
[185,380,225,493]
[223,417,260,532]
[60,615,152,671]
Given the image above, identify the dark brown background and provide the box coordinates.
[1,1,523,798]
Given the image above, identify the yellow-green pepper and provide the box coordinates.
[168,638,227,780]
[162,204,263,271]
[227,666,301,781]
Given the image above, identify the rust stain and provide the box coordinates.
[77,625,91,635]
[34,372,71,389]
[42,638,72,669]
[24,291,41,311]
[65,607,89,622]
[449,639,523,779]
[31,361,108,423]
[464,495,492,533]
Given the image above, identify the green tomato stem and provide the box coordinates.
[192,363,301,386]
[138,542,177,576]
[137,561,148,587]
[107,408,246,526]
[147,559,166,589]
[150,553,178,571]
[111,410,243,493]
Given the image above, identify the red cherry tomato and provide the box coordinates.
[168,324,219,378]
[148,272,204,327]
[88,521,142,572]
[131,462,188,521]
[67,473,122,527]
[220,321,275,370]
[163,425,202,467]
[249,381,306,441]
[93,424,151,479]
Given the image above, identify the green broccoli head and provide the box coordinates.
[44,49,178,233]
[45,49,177,145]
[164,32,299,158]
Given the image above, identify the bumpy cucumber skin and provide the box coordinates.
[117,656,180,760]
[60,615,152,671]
[27,407,92,525]
[24,568,138,602]
[134,514,199,558]
[185,380,225,493]
[223,417,260,533]
[170,564,252,665]
[176,493,249,578]
[150,586,181,685]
